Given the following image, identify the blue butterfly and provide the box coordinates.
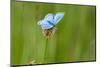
[38,12,65,29]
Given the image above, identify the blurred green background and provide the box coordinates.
[11,0,96,65]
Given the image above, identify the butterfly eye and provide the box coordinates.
[37,20,42,25]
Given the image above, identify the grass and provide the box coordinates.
[11,0,96,66]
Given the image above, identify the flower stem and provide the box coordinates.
[44,38,48,63]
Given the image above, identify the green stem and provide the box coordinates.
[44,38,48,63]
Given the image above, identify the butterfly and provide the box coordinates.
[38,12,65,29]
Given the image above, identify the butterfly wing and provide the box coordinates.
[38,13,54,29]
[39,20,53,29]
[44,13,53,22]
[54,12,65,25]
